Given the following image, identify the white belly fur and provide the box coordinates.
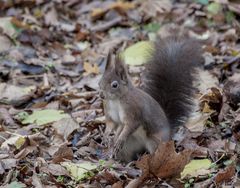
[107,100,125,123]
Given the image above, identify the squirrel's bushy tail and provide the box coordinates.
[143,36,203,127]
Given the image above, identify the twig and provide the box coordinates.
[91,16,122,32]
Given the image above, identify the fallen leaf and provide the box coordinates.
[186,112,209,132]
[52,144,73,163]
[0,17,21,38]
[150,141,192,178]
[2,181,26,188]
[44,7,58,26]
[83,62,99,75]
[215,164,235,184]
[15,146,36,160]
[91,8,108,20]
[19,109,70,126]
[109,2,135,13]
[15,136,26,149]
[207,2,222,15]
[0,35,13,53]
[1,158,17,170]
[0,83,35,102]
[228,2,240,15]
[0,108,16,127]
[0,163,4,175]
[62,54,76,64]
[202,102,214,113]
[1,135,26,150]
[91,16,122,32]
[122,41,153,65]
[41,163,69,176]
[128,141,191,187]
[143,22,161,33]
[112,181,124,188]
[181,159,212,179]
[91,2,135,20]
[208,139,226,151]
[10,17,29,30]
[52,118,79,141]
[140,0,172,17]
[61,161,98,181]
[197,0,209,5]
[32,173,44,188]
[223,74,240,105]
[199,87,222,113]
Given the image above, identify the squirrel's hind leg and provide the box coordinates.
[117,135,145,163]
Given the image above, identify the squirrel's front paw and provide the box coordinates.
[111,139,124,159]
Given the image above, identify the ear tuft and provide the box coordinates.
[105,50,114,71]
[115,54,128,82]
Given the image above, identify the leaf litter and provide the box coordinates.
[0,0,240,187]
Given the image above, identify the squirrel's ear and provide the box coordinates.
[105,50,114,71]
[115,55,127,82]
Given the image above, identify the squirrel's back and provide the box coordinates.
[143,36,203,128]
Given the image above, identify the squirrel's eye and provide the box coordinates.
[111,81,119,89]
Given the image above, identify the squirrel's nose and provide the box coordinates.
[99,91,105,99]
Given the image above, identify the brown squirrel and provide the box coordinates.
[98,36,203,162]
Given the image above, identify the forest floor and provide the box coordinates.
[0,0,240,187]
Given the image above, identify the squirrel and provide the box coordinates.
[98,36,203,162]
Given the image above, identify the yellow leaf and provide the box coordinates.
[91,8,107,20]
[202,102,214,113]
[1,135,26,150]
[181,159,212,179]
[61,161,97,181]
[109,2,135,11]
[20,110,69,126]
[15,136,26,149]
[91,2,135,20]
[122,41,153,65]
[83,62,99,75]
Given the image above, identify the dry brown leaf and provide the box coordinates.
[233,114,240,141]
[185,112,209,132]
[149,141,192,178]
[0,162,4,175]
[32,172,44,188]
[0,158,17,175]
[91,1,135,20]
[11,17,30,30]
[181,139,208,158]
[127,141,192,187]
[112,181,124,188]
[52,117,79,141]
[202,102,215,113]
[15,146,37,160]
[52,144,73,163]
[199,87,222,114]
[91,8,108,20]
[109,2,135,12]
[208,139,226,151]
[41,163,69,176]
[215,164,235,184]
[44,7,58,26]
[83,62,99,75]
[228,3,240,15]
[0,35,13,53]
[62,54,76,64]
[223,74,240,105]
[0,83,35,102]
[140,0,172,17]
[0,108,16,127]
[91,2,135,20]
